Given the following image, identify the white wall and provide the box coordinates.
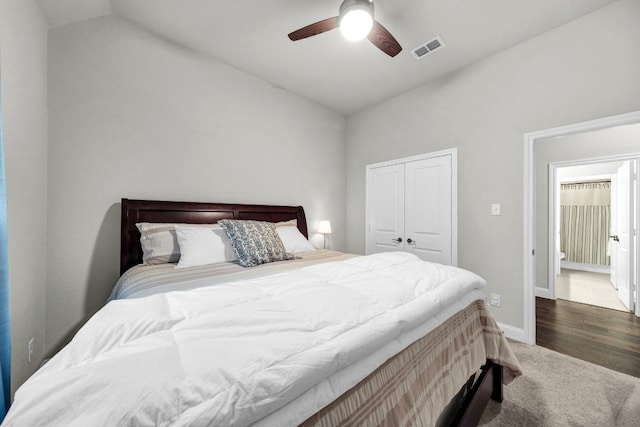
[0,0,49,394]
[346,0,640,330]
[46,15,346,355]
[535,124,640,290]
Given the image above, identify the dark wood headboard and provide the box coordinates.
[120,198,308,275]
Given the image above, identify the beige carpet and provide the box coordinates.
[479,341,640,426]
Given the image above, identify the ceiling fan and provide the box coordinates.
[288,0,402,58]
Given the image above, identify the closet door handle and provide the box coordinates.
[392,237,403,244]
[407,238,416,245]
[610,235,619,242]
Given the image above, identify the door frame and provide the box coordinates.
[524,110,640,345]
[545,156,638,302]
[365,147,458,266]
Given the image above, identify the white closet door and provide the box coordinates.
[404,156,452,264]
[366,163,406,254]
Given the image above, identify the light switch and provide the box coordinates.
[491,203,501,216]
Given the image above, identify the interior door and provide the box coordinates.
[404,156,452,264]
[610,175,617,289]
[613,161,634,311]
[366,163,405,254]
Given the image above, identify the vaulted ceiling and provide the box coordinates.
[36,0,618,115]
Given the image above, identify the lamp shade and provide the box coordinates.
[318,220,332,234]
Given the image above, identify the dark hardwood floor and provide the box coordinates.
[536,297,640,378]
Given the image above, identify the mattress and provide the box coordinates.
[3,251,522,426]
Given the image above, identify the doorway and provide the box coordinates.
[549,159,637,312]
[523,111,640,345]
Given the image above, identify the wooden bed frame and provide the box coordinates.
[119,198,502,426]
[120,198,308,275]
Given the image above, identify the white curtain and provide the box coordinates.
[560,181,610,266]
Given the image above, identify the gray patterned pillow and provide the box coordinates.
[218,219,296,267]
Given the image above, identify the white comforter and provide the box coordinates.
[3,252,486,427]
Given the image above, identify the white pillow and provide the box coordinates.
[136,223,181,265]
[174,226,236,269]
[136,222,222,265]
[276,226,316,253]
[275,219,297,228]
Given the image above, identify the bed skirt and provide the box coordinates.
[300,300,522,426]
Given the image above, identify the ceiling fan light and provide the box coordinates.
[340,10,373,41]
[339,0,374,41]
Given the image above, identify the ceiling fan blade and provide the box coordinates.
[288,17,339,41]
[367,21,402,57]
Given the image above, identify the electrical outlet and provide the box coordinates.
[28,338,35,364]
[490,293,501,307]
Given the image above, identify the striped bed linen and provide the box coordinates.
[110,249,355,300]
[300,300,521,426]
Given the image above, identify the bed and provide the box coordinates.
[2,199,522,426]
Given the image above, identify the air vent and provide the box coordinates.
[411,35,445,60]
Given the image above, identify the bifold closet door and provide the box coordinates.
[404,156,452,264]
[366,154,453,264]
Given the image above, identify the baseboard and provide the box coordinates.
[561,261,610,274]
[535,286,552,299]
[497,322,528,344]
